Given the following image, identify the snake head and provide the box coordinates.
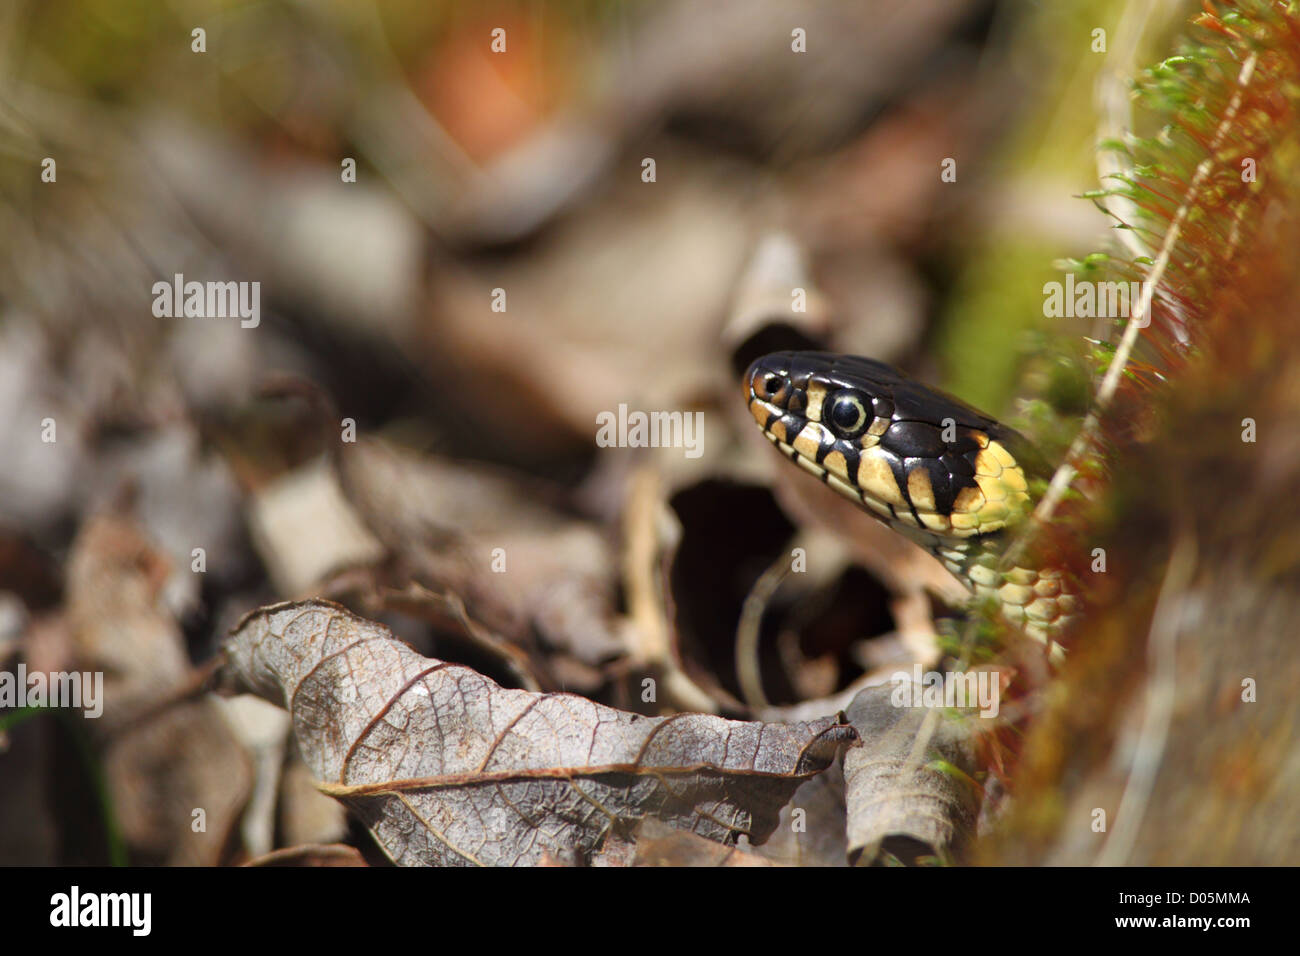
[745,351,1040,540]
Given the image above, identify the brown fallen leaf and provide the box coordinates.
[842,683,984,865]
[244,843,368,867]
[750,764,850,867]
[221,600,857,866]
[335,436,628,683]
[632,819,774,867]
[103,704,252,866]
[66,511,252,865]
[66,512,189,724]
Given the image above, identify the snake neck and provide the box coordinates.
[889,520,1079,645]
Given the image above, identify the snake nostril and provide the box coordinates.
[762,374,782,396]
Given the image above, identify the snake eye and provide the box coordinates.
[827,392,870,438]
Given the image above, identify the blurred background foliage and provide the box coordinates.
[4,0,1190,415]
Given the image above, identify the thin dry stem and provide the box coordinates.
[1094,527,1198,866]
[1005,51,1258,572]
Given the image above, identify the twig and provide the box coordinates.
[734,556,789,711]
[622,467,720,713]
[1094,0,1162,262]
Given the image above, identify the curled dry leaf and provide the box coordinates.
[222,600,857,866]
[842,683,982,865]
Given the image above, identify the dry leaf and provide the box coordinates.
[104,703,252,865]
[66,513,189,722]
[222,599,856,866]
[632,819,774,866]
[247,457,386,597]
[335,437,628,680]
[66,512,252,864]
[842,683,982,865]
[244,843,368,867]
[751,764,850,867]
